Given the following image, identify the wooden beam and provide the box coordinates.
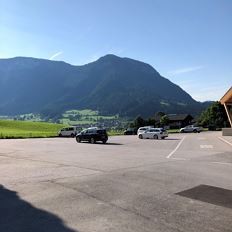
[224,103,232,127]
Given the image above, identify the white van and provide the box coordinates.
[137,126,154,135]
[58,126,80,137]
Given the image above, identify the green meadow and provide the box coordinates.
[60,109,118,125]
[0,120,67,138]
[0,119,124,138]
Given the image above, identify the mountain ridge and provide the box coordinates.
[0,54,208,117]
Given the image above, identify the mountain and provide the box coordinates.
[0,54,208,117]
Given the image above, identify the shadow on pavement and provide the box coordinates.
[103,142,123,145]
[80,141,123,145]
[0,185,78,232]
[176,184,232,209]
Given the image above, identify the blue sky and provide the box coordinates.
[0,0,231,101]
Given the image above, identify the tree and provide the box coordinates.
[147,117,156,127]
[129,116,158,129]
[130,116,145,129]
[160,115,169,127]
[155,112,165,117]
[198,101,229,128]
[134,116,145,128]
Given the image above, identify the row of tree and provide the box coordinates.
[197,101,230,128]
[129,102,230,130]
[129,112,169,129]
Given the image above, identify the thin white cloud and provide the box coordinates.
[168,66,203,75]
[82,47,124,64]
[87,54,100,63]
[49,51,63,60]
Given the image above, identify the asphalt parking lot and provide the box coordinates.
[0,131,232,232]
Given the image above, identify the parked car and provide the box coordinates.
[208,125,216,131]
[137,126,154,135]
[124,128,137,135]
[138,128,168,139]
[76,127,108,144]
[179,125,202,133]
[58,126,80,137]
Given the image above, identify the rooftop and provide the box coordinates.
[220,87,232,104]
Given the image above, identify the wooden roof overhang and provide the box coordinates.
[220,87,232,127]
[220,87,232,105]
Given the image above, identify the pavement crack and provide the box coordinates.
[50,181,152,221]
[0,153,105,173]
[50,181,185,232]
[106,159,185,173]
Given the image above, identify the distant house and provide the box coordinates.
[167,114,194,128]
[155,114,194,129]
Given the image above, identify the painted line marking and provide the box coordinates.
[171,157,187,161]
[212,162,232,166]
[166,136,186,159]
[218,137,232,147]
[200,145,213,149]
[198,137,206,140]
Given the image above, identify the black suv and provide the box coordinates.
[76,128,108,144]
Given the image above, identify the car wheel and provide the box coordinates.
[76,137,81,143]
[102,140,107,144]
[71,133,75,138]
[139,134,143,139]
[153,135,158,140]
[58,133,62,137]
[193,129,197,133]
[90,137,95,144]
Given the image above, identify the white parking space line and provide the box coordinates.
[200,145,213,149]
[198,137,206,140]
[171,157,187,161]
[212,162,232,166]
[166,136,186,159]
[218,137,232,147]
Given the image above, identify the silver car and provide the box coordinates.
[138,128,168,140]
[137,126,153,135]
[179,125,202,133]
[58,126,80,137]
